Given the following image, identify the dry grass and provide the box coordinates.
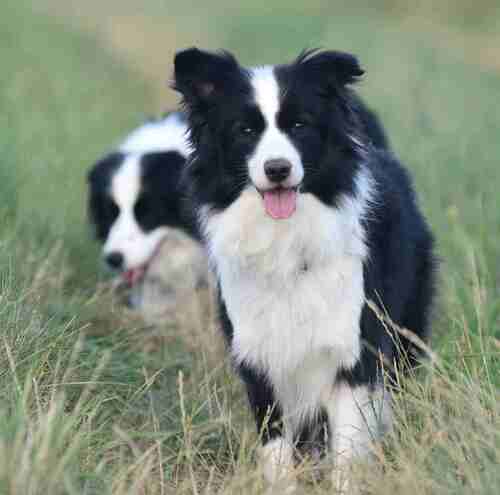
[1,255,498,494]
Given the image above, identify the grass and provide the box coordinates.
[1,0,499,493]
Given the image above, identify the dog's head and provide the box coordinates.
[87,115,192,286]
[173,48,369,215]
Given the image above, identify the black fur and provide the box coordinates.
[136,151,196,235]
[337,149,435,386]
[87,151,124,241]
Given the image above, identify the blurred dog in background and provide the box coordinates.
[87,112,211,327]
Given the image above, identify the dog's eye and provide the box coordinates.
[134,196,150,221]
[292,121,306,129]
[241,126,255,135]
[106,199,119,221]
[235,122,257,136]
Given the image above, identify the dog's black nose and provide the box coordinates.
[105,252,124,270]
[264,159,292,183]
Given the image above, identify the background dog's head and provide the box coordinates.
[87,112,193,286]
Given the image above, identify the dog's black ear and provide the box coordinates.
[87,152,123,186]
[295,49,364,91]
[173,47,240,108]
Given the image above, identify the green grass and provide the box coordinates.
[1,0,499,493]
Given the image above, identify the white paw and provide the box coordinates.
[332,468,351,494]
[260,438,297,492]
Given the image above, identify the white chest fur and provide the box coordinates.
[203,181,372,428]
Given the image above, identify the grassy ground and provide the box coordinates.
[1,0,499,493]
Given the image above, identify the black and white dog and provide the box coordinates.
[173,48,435,489]
[87,112,199,295]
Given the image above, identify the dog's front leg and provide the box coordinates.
[325,382,392,493]
[260,436,296,493]
[239,364,297,492]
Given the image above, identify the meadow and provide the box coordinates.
[0,0,499,493]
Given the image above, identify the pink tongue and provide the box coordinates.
[123,268,144,287]
[263,188,297,219]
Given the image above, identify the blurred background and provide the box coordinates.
[42,0,500,109]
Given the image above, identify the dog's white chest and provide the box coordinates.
[204,188,368,422]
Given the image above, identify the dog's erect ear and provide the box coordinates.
[173,47,240,108]
[295,49,364,92]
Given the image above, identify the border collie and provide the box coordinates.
[173,48,435,490]
[87,112,203,308]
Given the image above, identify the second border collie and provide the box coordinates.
[87,112,204,310]
[174,48,435,490]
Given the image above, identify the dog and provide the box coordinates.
[87,112,208,324]
[173,48,435,490]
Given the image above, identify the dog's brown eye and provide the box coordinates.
[234,121,256,136]
[134,196,150,221]
[293,121,305,129]
[106,199,119,221]
[241,126,255,135]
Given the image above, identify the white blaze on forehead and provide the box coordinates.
[250,66,281,123]
[111,155,141,209]
[248,66,303,190]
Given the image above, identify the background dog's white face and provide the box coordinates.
[102,154,169,274]
[88,114,191,284]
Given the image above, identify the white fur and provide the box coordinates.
[203,170,374,434]
[248,67,303,190]
[119,113,191,156]
[260,438,296,489]
[324,383,393,492]
[103,155,168,269]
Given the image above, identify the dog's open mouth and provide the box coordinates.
[123,266,147,287]
[259,186,298,220]
[120,237,167,288]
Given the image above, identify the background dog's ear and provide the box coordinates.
[87,152,123,186]
[295,49,364,92]
[173,47,240,108]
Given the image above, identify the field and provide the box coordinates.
[0,0,499,493]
